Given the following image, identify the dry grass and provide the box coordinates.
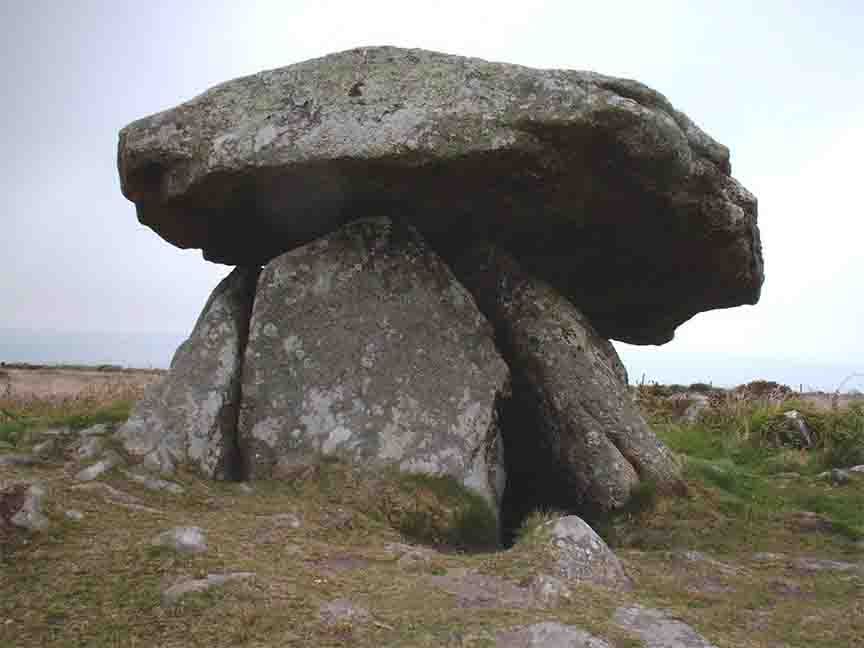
[1,384,863,647]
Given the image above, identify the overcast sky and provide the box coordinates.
[2,1,863,389]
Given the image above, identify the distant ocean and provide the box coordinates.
[0,328,186,370]
[1,328,861,393]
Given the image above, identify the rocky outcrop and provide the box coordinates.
[118,46,762,345]
[116,267,258,478]
[452,244,680,527]
[238,218,509,512]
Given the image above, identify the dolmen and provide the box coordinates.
[115,47,763,537]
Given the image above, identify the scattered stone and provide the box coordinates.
[271,456,319,481]
[255,512,303,543]
[116,266,259,479]
[24,426,72,444]
[666,550,745,576]
[31,439,58,458]
[427,568,534,609]
[64,509,84,522]
[238,218,509,518]
[318,599,372,626]
[2,483,49,532]
[787,511,835,534]
[789,557,863,574]
[118,46,762,345]
[75,436,106,461]
[751,552,787,563]
[121,470,185,495]
[768,578,803,596]
[613,604,719,648]
[161,572,254,605]
[71,482,162,514]
[385,543,437,570]
[817,469,851,486]
[265,512,302,529]
[495,622,611,648]
[319,508,355,531]
[236,482,254,495]
[79,424,109,438]
[542,516,632,589]
[526,574,573,607]
[74,450,123,482]
[849,465,864,474]
[203,496,231,511]
[152,526,208,554]
[0,454,43,467]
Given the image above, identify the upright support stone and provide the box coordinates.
[451,244,681,530]
[116,267,259,478]
[237,218,510,514]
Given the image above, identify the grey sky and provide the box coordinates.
[2,1,863,388]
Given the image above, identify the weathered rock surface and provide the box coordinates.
[72,482,162,514]
[238,218,509,512]
[427,568,535,609]
[161,572,254,605]
[495,623,611,648]
[613,604,718,648]
[116,266,258,478]
[318,599,372,626]
[121,469,186,495]
[118,46,762,344]
[453,245,680,525]
[74,450,123,482]
[542,516,631,589]
[152,526,208,554]
[1,483,49,532]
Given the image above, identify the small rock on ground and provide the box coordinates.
[152,526,207,554]
[817,469,851,485]
[613,604,718,648]
[65,509,84,521]
[75,450,123,482]
[75,437,106,461]
[32,439,58,458]
[79,424,109,437]
[121,470,185,495]
[318,598,372,626]
[543,516,632,589]
[428,569,535,609]
[790,557,863,574]
[161,572,254,605]
[526,574,572,606]
[495,622,611,647]
[384,542,437,570]
[71,482,161,513]
[3,483,50,532]
[0,454,43,467]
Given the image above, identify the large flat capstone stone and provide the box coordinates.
[237,217,510,511]
[118,46,763,344]
[116,267,258,478]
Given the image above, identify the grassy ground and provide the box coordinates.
[2,388,863,647]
